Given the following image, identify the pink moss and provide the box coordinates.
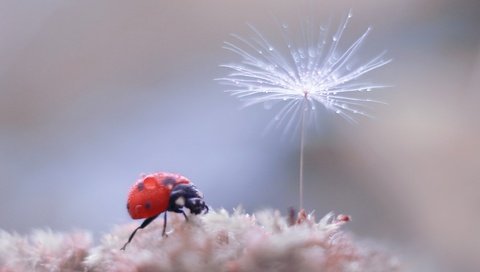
[0,209,402,271]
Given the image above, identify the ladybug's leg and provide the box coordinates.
[162,212,167,236]
[181,210,189,221]
[167,204,189,222]
[121,214,159,250]
[168,186,189,221]
[160,211,185,236]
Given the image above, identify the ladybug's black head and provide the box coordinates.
[185,196,208,215]
[168,183,209,215]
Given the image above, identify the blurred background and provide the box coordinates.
[0,0,479,271]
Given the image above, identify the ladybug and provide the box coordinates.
[121,172,208,250]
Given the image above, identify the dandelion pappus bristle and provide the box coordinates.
[218,11,391,211]
[217,11,391,134]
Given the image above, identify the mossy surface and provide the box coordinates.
[1,209,402,272]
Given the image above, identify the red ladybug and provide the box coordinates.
[121,172,208,250]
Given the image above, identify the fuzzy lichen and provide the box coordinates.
[0,229,92,272]
[87,209,401,272]
[0,210,401,272]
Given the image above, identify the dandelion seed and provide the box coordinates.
[217,11,391,210]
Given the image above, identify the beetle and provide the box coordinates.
[121,172,208,250]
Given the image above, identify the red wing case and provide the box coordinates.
[126,172,191,219]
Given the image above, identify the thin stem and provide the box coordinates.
[299,93,308,210]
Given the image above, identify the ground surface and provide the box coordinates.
[0,209,401,272]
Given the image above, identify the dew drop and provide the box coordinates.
[336,110,341,114]
[298,49,305,59]
[332,36,337,42]
[143,177,157,190]
[268,46,274,51]
[292,52,300,63]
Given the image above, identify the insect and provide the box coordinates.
[121,172,208,250]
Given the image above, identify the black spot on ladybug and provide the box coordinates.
[145,201,151,210]
[137,182,145,191]
[163,177,176,186]
[127,203,130,210]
